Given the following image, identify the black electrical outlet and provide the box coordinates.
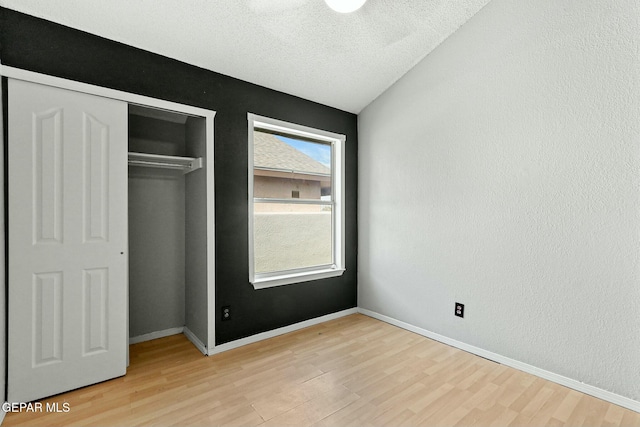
[221,306,231,321]
[455,302,464,318]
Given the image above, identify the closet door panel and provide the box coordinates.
[33,107,64,244]
[82,268,109,354]
[83,112,111,243]
[33,271,63,366]
[8,79,128,403]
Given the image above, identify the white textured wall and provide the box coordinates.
[358,0,640,401]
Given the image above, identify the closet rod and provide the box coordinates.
[128,152,203,174]
[128,159,191,170]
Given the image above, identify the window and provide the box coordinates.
[248,114,346,288]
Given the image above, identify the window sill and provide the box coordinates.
[251,267,346,290]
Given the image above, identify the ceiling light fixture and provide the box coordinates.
[324,0,367,13]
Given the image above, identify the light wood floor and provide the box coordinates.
[4,314,639,426]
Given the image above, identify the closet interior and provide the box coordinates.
[127,105,209,352]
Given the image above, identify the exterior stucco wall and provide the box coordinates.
[254,175,320,199]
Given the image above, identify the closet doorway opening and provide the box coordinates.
[127,104,212,354]
[4,71,215,403]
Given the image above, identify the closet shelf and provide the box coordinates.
[128,152,203,174]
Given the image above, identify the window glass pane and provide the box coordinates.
[254,203,332,274]
[253,130,332,200]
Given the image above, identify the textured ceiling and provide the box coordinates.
[0,0,491,113]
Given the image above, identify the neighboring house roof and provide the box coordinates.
[254,131,330,176]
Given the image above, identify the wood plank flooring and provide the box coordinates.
[4,314,639,426]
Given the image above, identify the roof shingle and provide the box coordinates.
[253,131,330,175]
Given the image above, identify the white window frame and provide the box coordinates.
[248,113,346,289]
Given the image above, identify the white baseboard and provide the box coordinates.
[208,308,358,355]
[129,327,184,345]
[183,327,207,356]
[0,404,5,426]
[129,326,207,356]
[358,308,640,414]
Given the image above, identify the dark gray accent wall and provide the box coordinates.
[0,8,358,346]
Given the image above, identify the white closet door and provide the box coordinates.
[8,79,128,402]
